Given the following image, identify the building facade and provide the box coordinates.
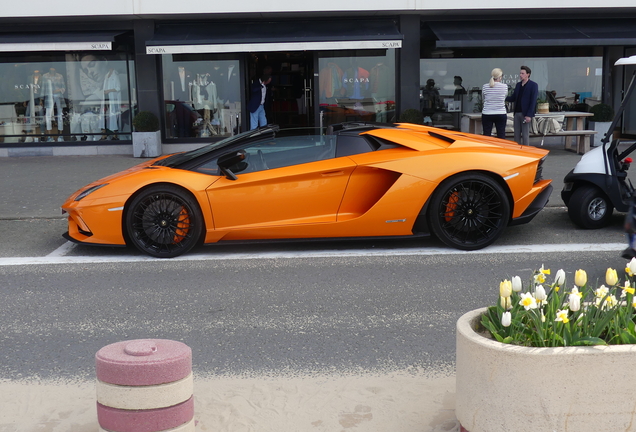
[1,2,635,156]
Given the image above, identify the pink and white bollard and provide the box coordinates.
[95,339,194,432]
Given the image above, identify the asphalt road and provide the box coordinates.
[0,245,624,382]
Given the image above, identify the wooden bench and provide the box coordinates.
[504,130,597,154]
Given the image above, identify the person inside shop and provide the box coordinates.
[481,68,508,139]
[248,74,272,130]
[506,65,538,145]
[420,78,441,120]
[102,67,121,139]
[261,65,274,122]
[453,76,467,99]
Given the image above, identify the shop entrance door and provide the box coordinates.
[248,51,314,129]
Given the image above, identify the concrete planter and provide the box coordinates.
[456,308,636,432]
[132,131,162,158]
[591,121,612,147]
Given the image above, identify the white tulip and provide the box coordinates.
[501,311,512,327]
[511,276,522,292]
[554,269,566,286]
[535,285,547,302]
[569,293,581,311]
[628,258,636,276]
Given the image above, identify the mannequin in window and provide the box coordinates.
[210,62,240,134]
[170,65,194,101]
[25,68,43,139]
[42,67,66,142]
[102,67,121,139]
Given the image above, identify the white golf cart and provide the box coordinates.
[562,55,636,228]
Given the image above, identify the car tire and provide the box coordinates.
[428,173,510,250]
[567,185,614,229]
[125,185,204,258]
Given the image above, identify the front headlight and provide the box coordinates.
[75,183,109,201]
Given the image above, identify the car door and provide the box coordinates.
[206,135,356,230]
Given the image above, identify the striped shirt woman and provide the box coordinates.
[481,68,509,139]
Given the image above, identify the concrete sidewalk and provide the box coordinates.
[0,138,583,221]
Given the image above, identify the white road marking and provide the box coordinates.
[46,241,77,257]
[0,242,626,267]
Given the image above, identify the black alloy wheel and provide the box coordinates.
[126,185,203,258]
[429,173,510,250]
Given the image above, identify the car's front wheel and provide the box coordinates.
[125,185,203,258]
[428,173,510,250]
[567,185,613,229]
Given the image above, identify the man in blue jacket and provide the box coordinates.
[248,74,272,130]
[506,66,538,145]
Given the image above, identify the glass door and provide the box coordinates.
[248,51,314,130]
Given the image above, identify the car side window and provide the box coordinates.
[195,135,337,176]
[335,135,375,158]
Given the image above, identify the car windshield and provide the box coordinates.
[153,126,280,168]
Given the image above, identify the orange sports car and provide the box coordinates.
[62,123,552,258]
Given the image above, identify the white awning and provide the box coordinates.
[147,40,402,54]
[0,32,122,52]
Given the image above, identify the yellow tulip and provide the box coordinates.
[574,269,587,287]
[500,280,512,298]
[500,296,512,310]
[606,268,619,286]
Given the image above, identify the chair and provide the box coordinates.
[546,91,567,112]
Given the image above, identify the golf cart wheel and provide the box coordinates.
[428,173,510,250]
[126,185,204,258]
[567,185,614,229]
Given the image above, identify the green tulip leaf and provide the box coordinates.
[572,337,608,346]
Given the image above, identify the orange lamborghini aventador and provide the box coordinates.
[61,122,552,258]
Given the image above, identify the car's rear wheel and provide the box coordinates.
[125,185,203,258]
[429,173,510,250]
[567,185,613,229]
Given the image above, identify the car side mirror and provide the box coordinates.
[217,150,246,180]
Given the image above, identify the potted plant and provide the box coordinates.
[398,108,425,125]
[132,111,162,158]
[589,103,615,147]
[536,98,550,114]
[456,262,636,432]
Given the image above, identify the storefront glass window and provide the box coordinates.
[318,50,396,129]
[0,52,134,144]
[623,48,636,136]
[419,56,602,128]
[161,56,242,139]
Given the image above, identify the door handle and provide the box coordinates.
[321,171,344,177]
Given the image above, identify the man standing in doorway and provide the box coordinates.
[506,65,538,145]
[248,74,272,130]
